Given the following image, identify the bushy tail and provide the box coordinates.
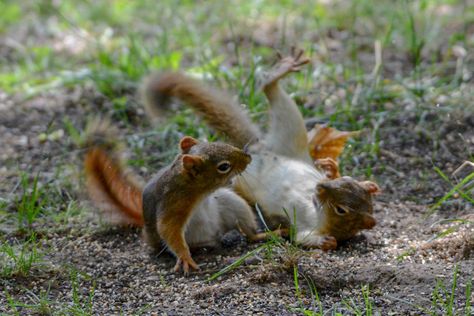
[142,71,260,147]
[83,120,144,227]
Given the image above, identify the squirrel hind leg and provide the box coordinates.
[211,189,263,240]
[142,227,163,253]
[247,228,290,242]
[219,194,290,242]
[260,49,312,160]
[261,48,310,90]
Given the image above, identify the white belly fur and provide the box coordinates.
[236,151,326,232]
[184,187,252,248]
[184,189,229,248]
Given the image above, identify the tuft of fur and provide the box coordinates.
[142,71,260,148]
[83,119,144,226]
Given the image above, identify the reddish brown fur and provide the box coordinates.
[84,148,144,226]
[143,72,260,147]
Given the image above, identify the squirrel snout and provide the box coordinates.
[317,180,336,190]
[232,151,252,174]
[238,152,252,168]
[316,181,332,199]
[244,152,252,164]
[362,215,376,229]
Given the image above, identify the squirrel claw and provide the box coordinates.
[263,48,310,88]
[301,234,338,250]
[174,256,200,275]
[319,236,338,251]
[315,158,341,179]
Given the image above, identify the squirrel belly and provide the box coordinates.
[234,150,327,234]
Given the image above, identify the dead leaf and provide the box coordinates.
[308,124,359,160]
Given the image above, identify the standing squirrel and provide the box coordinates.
[84,121,271,274]
[143,48,380,250]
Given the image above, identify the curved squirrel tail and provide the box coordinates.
[83,120,144,227]
[142,71,260,147]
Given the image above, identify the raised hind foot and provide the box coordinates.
[262,47,310,89]
[315,158,341,179]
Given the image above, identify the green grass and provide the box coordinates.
[66,268,96,315]
[6,170,85,234]
[291,283,377,315]
[3,268,97,315]
[1,1,471,177]
[341,285,375,316]
[424,166,474,239]
[4,285,54,315]
[0,233,43,278]
[291,266,324,316]
[15,173,46,233]
[0,0,473,314]
[431,167,474,213]
[207,240,277,282]
[430,265,473,316]
[396,165,473,261]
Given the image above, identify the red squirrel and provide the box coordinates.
[84,121,274,274]
[142,48,379,250]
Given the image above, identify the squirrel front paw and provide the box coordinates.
[318,236,338,251]
[300,234,338,251]
[173,255,200,275]
[247,228,290,242]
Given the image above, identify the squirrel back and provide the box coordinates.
[83,120,144,226]
[142,71,260,147]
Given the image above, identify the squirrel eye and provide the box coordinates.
[217,161,232,174]
[334,206,349,216]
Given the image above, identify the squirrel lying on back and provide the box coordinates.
[143,48,380,250]
[84,121,274,274]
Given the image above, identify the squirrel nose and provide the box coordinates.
[244,153,252,164]
[362,215,376,229]
[316,181,333,195]
[317,179,335,189]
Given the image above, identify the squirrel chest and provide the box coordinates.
[235,150,326,231]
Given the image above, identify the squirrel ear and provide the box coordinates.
[359,181,380,195]
[179,136,199,154]
[182,154,203,172]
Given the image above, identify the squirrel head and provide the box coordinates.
[178,136,252,188]
[314,176,380,241]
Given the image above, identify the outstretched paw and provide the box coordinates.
[301,234,338,251]
[315,158,341,179]
[173,255,199,276]
[318,236,338,251]
[262,47,310,88]
[248,228,290,242]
